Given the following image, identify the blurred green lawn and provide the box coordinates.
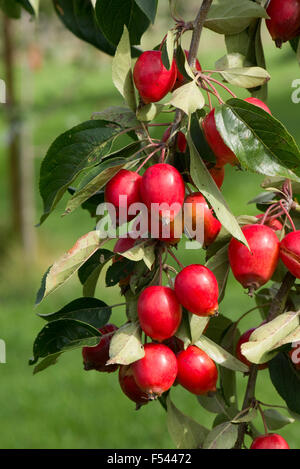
[0,27,300,449]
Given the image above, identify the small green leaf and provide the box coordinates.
[215,53,247,70]
[188,132,248,246]
[78,249,114,297]
[33,353,61,375]
[134,0,157,23]
[105,257,136,287]
[195,336,249,373]
[205,244,230,303]
[218,67,270,89]
[166,396,209,449]
[231,407,257,423]
[169,81,205,116]
[204,0,268,35]
[136,103,164,122]
[30,319,101,365]
[202,421,238,449]
[263,409,295,430]
[37,297,112,329]
[36,232,107,304]
[112,26,137,111]
[161,30,175,70]
[197,390,228,415]
[108,322,144,365]
[269,352,300,415]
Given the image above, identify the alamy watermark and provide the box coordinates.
[291,79,300,104]
[290,341,300,365]
[0,79,6,104]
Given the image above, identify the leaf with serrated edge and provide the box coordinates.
[166,396,209,449]
[36,232,107,305]
[219,67,270,89]
[202,421,238,449]
[187,133,248,246]
[108,322,144,365]
[112,26,136,111]
[195,336,249,372]
[169,82,205,116]
[241,311,300,364]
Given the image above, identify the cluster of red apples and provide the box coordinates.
[81,1,300,450]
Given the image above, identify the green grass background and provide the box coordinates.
[0,17,300,448]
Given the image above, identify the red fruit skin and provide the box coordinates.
[244,97,272,115]
[119,365,149,407]
[138,286,182,342]
[202,108,237,167]
[209,166,225,189]
[174,264,219,316]
[173,50,202,90]
[236,328,268,370]
[177,345,218,395]
[202,98,272,166]
[105,169,142,223]
[140,163,185,221]
[228,224,280,291]
[131,343,178,396]
[162,127,187,153]
[255,214,283,231]
[133,50,177,103]
[250,434,290,449]
[184,193,221,247]
[288,346,300,370]
[280,231,300,279]
[266,0,300,47]
[82,324,118,372]
[163,336,184,355]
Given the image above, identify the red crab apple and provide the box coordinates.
[255,214,283,231]
[266,0,300,48]
[162,127,187,153]
[208,165,225,189]
[173,50,202,90]
[148,210,183,244]
[228,224,280,292]
[140,163,185,222]
[133,50,177,103]
[119,365,149,408]
[82,324,118,372]
[131,343,178,397]
[174,264,219,316]
[138,286,182,342]
[184,193,221,247]
[176,345,218,395]
[104,169,142,224]
[236,328,268,370]
[250,433,290,449]
[280,230,300,279]
[202,98,271,167]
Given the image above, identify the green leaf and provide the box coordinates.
[117,241,155,269]
[30,319,101,365]
[215,99,300,182]
[190,315,210,344]
[92,106,139,128]
[95,0,150,46]
[231,407,257,423]
[241,311,300,364]
[215,53,247,70]
[78,249,114,297]
[263,409,295,431]
[169,82,205,116]
[37,297,112,329]
[161,30,175,71]
[105,257,136,287]
[218,67,270,89]
[195,336,249,373]
[187,132,248,246]
[39,120,124,224]
[166,396,209,449]
[205,244,230,303]
[134,0,157,23]
[0,0,21,18]
[36,232,107,305]
[108,321,144,365]
[33,353,61,375]
[112,26,137,111]
[197,390,228,415]
[202,422,238,449]
[269,352,300,415]
[204,0,268,35]
[136,103,164,122]
[53,0,116,56]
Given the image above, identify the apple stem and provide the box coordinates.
[167,247,185,270]
[257,403,269,435]
[135,147,161,173]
